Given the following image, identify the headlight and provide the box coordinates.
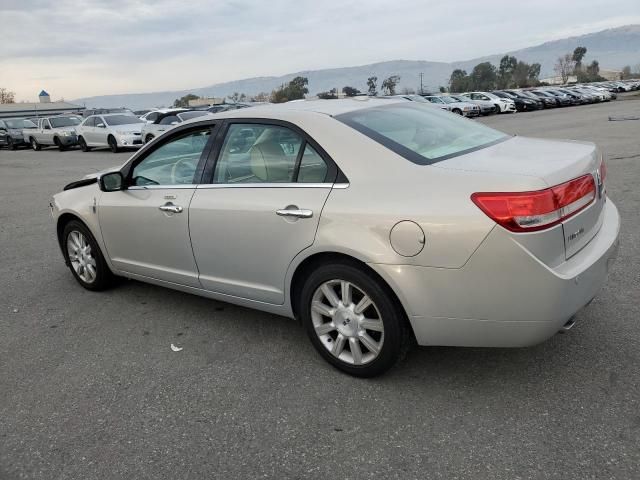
[9,129,23,137]
[60,131,72,136]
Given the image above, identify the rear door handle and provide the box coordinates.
[276,208,313,219]
[159,203,183,214]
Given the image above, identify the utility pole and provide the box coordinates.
[419,73,424,95]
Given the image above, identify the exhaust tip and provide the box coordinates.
[559,317,577,334]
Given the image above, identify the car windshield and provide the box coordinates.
[178,111,209,121]
[450,96,466,102]
[336,103,508,165]
[439,97,458,104]
[50,116,82,128]
[5,119,36,129]
[104,115,144,126]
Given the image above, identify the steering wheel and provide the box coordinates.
[170,157,196,184]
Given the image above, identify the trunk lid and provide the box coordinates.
[434,136,605,263]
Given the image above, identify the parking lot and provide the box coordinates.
[1,98,639,479]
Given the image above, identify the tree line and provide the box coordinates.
[448,57,542,93]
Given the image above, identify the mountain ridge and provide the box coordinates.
[73,25,640,110]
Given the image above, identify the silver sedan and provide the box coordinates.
[51,99,620,376]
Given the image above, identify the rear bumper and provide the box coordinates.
[372,200,620,347]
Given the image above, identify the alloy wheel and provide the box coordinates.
[310,279,384,365]
[66,230,97,284]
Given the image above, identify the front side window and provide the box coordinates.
[178,111,209,121]
[131,128,212,186]
[214,124,303,183]
[336,103,508,165]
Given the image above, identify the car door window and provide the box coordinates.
[159,115,179,125]
[84,117,95,127]
[131,128,212,186]
[214,124,303,184]
[297,144,328,183]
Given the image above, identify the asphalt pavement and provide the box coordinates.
[1,97,639,479]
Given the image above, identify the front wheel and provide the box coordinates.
[494,104,501,114]
[7,137,16,150]
[78,136,91,152]
[145,134,154,144]
[62,220,114,291]
[108,135,119,153]
[300,262,411,377]
[31,137,41,151]
[54,137,66,151]
[452,108,462,115]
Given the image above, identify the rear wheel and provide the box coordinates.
[62,220,114,291]
[78,136,91,152]
[31,137,41,151]
[300,262,411,377]
[108,135,119,153]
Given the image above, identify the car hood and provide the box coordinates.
[53,126,78,132]
[433,136,598,187]
[110,123,143,133]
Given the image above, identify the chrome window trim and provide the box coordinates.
[126,182,350,190]
[195,183,334,190]
[127,184,197,190]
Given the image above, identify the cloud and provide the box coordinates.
[1,0,639,100]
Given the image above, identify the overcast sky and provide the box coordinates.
[1,0,639,101]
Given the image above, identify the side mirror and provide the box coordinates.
[99,172,124,192]
[96,123,106,128]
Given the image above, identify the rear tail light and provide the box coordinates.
[471,174,596,232]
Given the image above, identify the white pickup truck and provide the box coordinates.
[25,115,82,151]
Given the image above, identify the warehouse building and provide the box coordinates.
[0,90,82,119]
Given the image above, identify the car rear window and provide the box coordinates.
[336,103,508,165]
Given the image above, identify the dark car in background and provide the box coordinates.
[538,89,574,106]
[493,90,540,112]
[0,118,37,149]
[502,90,545,110]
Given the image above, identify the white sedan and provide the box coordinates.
[462,92,517,113]
[51,99,619,376]
[76,114,145,153]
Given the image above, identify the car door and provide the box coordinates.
[188,121,336,304]
[98,125,217,286]
[41,119,54,144]
[80,116,96,144]
[94,116,109,146]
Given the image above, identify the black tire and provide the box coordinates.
[62,220,114,291]
[452,108,462,115]
[30,137,41,151]
[299,261,412,377]
[78,136,91,152]
[494,104,501,114]
[108,135,119,153]
[145,134,154,144]
[7,137,16,150]
[54,137,66,151]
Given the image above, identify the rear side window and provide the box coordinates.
[213,123,329,184]
[336,103,508,165]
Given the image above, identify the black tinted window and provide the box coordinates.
[159,115,179,125]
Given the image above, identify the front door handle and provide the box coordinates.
[159,203,183,214]
[276,208,313,219]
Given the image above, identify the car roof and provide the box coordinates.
[209,97,408,118]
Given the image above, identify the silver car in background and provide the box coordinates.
[51,99,619,377]
[141,110,212,144]
[423,95,480,117]
[26,115,82,151]
[76,114,145,153]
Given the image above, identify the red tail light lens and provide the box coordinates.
[471,174,596,232]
